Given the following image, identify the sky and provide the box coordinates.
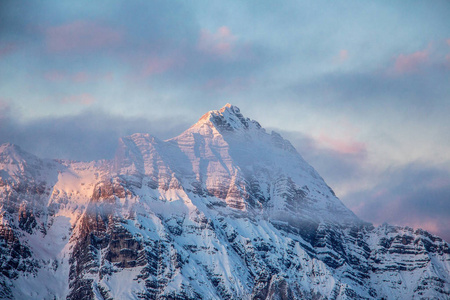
[1,0,449,241]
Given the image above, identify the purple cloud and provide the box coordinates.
[346,163,450,242]
[0,42,17,58]
[276,129,368,186]
[44,70,114,83]
[198,26,237,58]
[45,20,123,53]
[60,93,95,105]
[393,47,429,74]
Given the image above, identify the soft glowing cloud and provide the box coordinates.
[142,56,178,76]
[44,70,66,81]
[0,43,17,58]
[334,49,348,64]
[345,163,450,242]
[394,48,429,74]
[339,49,348,62]
[410,219,440,235]
[198,26,237,57]
[73,72,89,83]
[45,20,123,53]
[277,128,370,194]
[44,71,113,83]
[316,133,366,155]
[61,93,95,105]
[202,76,255,93]
[0,100,10,121]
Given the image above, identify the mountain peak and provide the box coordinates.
[0,142,20,153]
[0,143,37,163]
[193,104,262,133]
[219,103,238,113]
[2,107,450,300]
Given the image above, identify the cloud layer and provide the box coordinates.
[346,163,450,242]
[0,104,190,161]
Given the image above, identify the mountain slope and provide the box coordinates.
[0,104,449,299]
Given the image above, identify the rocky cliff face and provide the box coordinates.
[0,104,449,299]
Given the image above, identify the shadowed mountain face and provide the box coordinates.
[0,104,449,299]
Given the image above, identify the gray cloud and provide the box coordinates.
[0,105,190,161]
[2,0,271,102]
[276,129,368,187]
[290,66,450,117]
[346,163,450,242]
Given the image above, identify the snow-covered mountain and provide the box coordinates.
[0,104,449,299]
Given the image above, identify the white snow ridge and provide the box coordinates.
[0,104,449,299]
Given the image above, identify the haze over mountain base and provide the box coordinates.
[0,105,449,299]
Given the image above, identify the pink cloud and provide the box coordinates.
[46,20,123,53]
[198,26,237,57]
[202,76,255,93]
[316,133,366,155]
[0,43,17,58]
[407,218,447,238]
[0,100,11,127]
[333,49,349,64]
[103,72,114,81]
[73,72,89,83]
[443,39,450,67]
[142,56,176,76]
[339,49,348,62]
[394,48,429,74]
[44,70,66,81]
[44,70,113,82]
[61,93,95,105]
[371,189,388,200]
[203,78,227,90]
[426,177,450,189]
[0,99,11,118]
